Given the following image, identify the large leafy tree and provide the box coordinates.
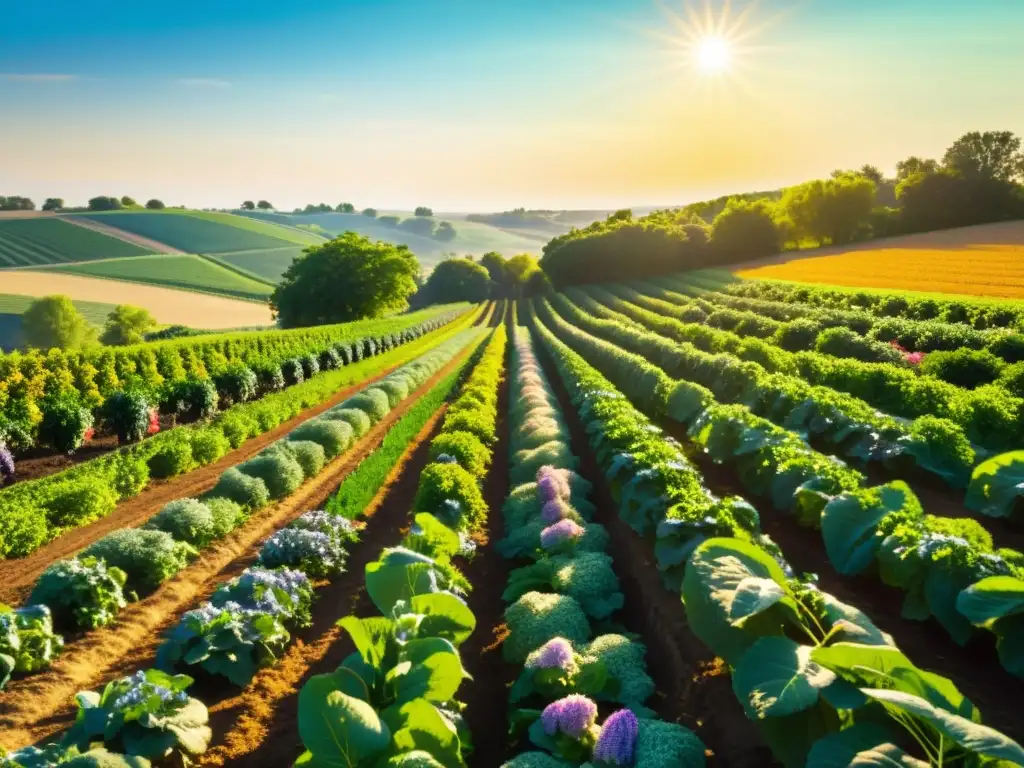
[895,156,938,182]
[709,199,782,260]
[271,233,420,328]
[943,130,1024,182]
[41,198,64,211]
[145,199,165,209]
[100,305,158,346]
[418,257,491,305]
[22,295,96,350]
[257,200,273,210]
[781,172,876,245]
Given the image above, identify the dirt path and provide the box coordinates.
[460,308,512,768]
[667,424,1024,744]
[210,405,452,766]
[0,345,478,751]
[0,271,272,327]
[57,215,186,254]
[533,332,771,767]
[0,354,436,605]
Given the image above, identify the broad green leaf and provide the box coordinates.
[729,577,786,625]
[297,675,391,765]
[864,688,1024,764]
[923,567,974,646]
[405,514,461,560]
[410,593,476,646]
[821,483,917,576]
[338,616,391,668]
[682,538,794,665]
[965,450,1024,519]
[991,612,1024,677]
[732,636,836,720]
[390,638,467,705]
[389,699,463,767]
[956,575,1024,626]
[366,548,442,617]
[820,593,894,647]
[811,642,972,719]
[806,723,928,767]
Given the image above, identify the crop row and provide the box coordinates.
[713,273,1024,330]
[0,303,468,455]
[536,294,1024,677]
[0,307,475,560]
[0,329,484,705]
[499,325,706,767]
[290,323,508,766]
[525,302,1024,767]
[587,282,1024,454]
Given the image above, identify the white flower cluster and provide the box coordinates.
[214,567,311,619]
[259,528,343,571]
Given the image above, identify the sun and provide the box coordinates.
[696,36,731,71]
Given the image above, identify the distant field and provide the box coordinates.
[237,210,541,268]
[182,211,325,246]
[0,271,273,328]
[0,294,120,351]
[0,217,152,267]
[209,246,309,282]
[72,210,301,254]
[44,254,275,302]
[735,221,1024,299]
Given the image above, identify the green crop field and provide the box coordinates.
[71,210,302,254]
[0,218,152,268]
[209,245,309,282]
[181,211,325,246]
[43,254,275,301]
[0,293,119,351]
[236,210,541,268]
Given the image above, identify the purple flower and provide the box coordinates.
[540,519,584,551]
[527,637,575,670]
[593,709,639,765]
[536,466,570,500]
[541,499,572,524]
[0,443,14,482]
[537,474,560,503]
[541,695,598,739]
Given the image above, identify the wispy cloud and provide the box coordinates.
[0,73,79,83]
[175,78,232,88]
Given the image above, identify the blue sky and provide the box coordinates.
[2,0,1023,211]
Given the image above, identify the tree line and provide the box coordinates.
[540,129,1024,288]
[0,196,171,212]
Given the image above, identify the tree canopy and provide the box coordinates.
[0,196,35,211]
[257,200,273,210]
[99,305,158,346]
[780,172,876,245]
[942,130,1024,182]
[336,202,356,213]
[414,206,433,217]
[270,232,420,328]
[41,198,63,211]
[145,199,165,210]
[120,196,138,208]
[709,199,782,261]
[362,208,378,218]
[22,296,96,350]
[416,257,491,305]
[88,196,122,211]
[241,200,256,210]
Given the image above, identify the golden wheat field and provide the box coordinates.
[735,220,1024,299]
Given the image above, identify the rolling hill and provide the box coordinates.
[0,217,153,267]
[43,254,275,302]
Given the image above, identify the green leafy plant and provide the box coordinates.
[0,604,65,687]
[83,529,197,594]
[28,557,128,631]
[38,394,94,455]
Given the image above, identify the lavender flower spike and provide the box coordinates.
[593,709,639,765]
[541,694,598,738]
[526,637,575,670]
[541,499,572,524]
[540,519,584,551]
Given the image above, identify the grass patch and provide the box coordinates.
[44,254,274,301]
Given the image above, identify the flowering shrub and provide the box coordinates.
[102,391,152,444]
[62,668,211,762]
[540,519,585,553]
[592,709,639,766]
[527,695,599,761]
[212,567,314,627]
[214,362,258,405]
[38,394,94,455]
[163,375,219,420]
[29,556,128,631]
[0,442,14,484]
[258,526,348,578]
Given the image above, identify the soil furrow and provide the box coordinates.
[533,332,771,767]
[0,343,478,751]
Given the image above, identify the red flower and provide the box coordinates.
[147,408,161,435]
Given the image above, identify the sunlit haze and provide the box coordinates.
[2,0,1023,211]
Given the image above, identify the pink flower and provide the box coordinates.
[541,499,572,524]
[526,637,575,670]
[541,695,598,739]
[906,351,925,366]
[540,519,584,551]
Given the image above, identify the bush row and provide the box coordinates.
[713,272,1024,330]
[0,309,469,559]
[0,328,482,703]
[292,321,508,765]
[0,304,467,455]
[526,301,1024,767]
[555,288,981,490]
[499,324,707,767]
[595,283,1024,452]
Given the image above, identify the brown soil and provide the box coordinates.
[0,344,477,751]
[534,330,773,767]
[668,424,1024,744]
[56,215,186,254]
[460,306,512,768]
[197,407,450,766]
[0,324,472,607]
